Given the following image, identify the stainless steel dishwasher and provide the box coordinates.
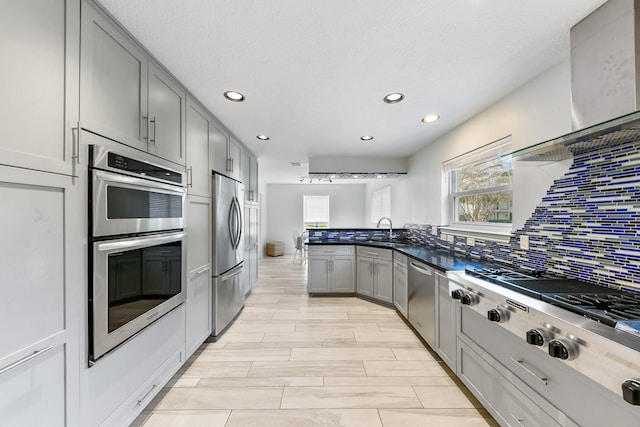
[408,259,436,348]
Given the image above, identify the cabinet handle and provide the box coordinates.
[137,384,158,407]
[149,116,157,144]
[510,357,548,386]
[0,346,54,376]
[187,166,193,187]
[194,266,209,275]
[510,414,525,427]
[227,158,234,173]
[72,122,81,164]
[366,252,379,256]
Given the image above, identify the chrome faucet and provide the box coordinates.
[376,217,393,241]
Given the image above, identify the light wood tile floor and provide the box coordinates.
[132,256,498,427]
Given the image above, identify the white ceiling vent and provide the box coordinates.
[290,162,304,167]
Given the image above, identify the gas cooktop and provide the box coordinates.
[465,267,640,327]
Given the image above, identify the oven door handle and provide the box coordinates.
[96,232,185,253]
[94,169,186,195]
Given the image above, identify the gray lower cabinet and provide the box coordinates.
[457,339,569,427]
[435,272,456,371]
[0,0,79,176]
[81,2,185,166]
[0,166,80,426]
[393,252,408,318]
[243,203,259,295]
[185,195,211,359]
[356,247,393,304]
[457,305,639,427]
[308,246,355,293]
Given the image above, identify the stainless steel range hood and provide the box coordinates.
[571,0,640,130]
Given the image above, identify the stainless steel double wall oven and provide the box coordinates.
[88,139,186,363]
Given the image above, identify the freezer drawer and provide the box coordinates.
[212,263,244,337]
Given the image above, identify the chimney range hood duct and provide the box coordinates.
[571,0,640,130]
[308,156,408,179]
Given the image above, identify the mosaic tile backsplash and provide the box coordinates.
[406,139,640,293]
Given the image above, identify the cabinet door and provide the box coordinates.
[248,154,258,202]
[0,0,76,176]
[436,275,456,371]
[186,99,211,196]
[80,3,148,150]
[374,258,393,304]
[186,196,211,358]
[0,345,66,427]
[356,257,374,297]
[393,263,408,318]
[228,137,242,181]
[148,62,186,165]
[210,126,229,176]
[331,256,356,293]
[308,258,330,293]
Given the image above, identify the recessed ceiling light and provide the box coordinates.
[421,114,440,123]
[383,93,404,104]
[360,135,374,141]
[256,134,269,141]
[224,91,245,102]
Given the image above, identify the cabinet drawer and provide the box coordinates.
[458,340,567,427]
[309,245,354,257]
[356,246,392,260]
[458,307,636,427]
[394,252,407,264]
[0,344,65,427]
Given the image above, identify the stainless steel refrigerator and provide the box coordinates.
[210,173,245,339]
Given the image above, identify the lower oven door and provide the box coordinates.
[90,231,186,363]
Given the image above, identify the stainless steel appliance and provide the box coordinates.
[210,173,245,339]
[88,142,186,364]
[408,259,436,348]
[448,267,640,425]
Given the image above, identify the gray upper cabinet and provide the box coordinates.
[186,97,211,197]
[242,150,259,203]
[147,62,186,165]
[80,3,185,166]
[228,137,243,181]
[0,0,79,176]
[211,126,242,181]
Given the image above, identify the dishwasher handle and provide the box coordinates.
[409,262,433,275]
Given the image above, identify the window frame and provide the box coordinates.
[370,185,391,226]
[443,136,513,239]
[303,194,330,229]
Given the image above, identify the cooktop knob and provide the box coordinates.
[451,289,463,300]
[622,379,640,405]
[487,307,509,323]
[460,293,478,306]
[526,328,550,346]
[548,339,577,361]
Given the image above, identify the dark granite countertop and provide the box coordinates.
[307,240,491,272]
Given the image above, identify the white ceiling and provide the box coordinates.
[96,0,606,183]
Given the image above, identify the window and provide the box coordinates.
[444,137,512,230]
[303,195,330,228]
[370,185,391,226]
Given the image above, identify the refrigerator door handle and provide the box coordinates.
[234,196,243,248]
[221,263,243,281]
[228,200,237,249]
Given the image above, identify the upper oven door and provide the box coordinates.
[91,168,186,238]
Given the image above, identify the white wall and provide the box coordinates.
[371,59,575,230]
[266,183,366,253]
